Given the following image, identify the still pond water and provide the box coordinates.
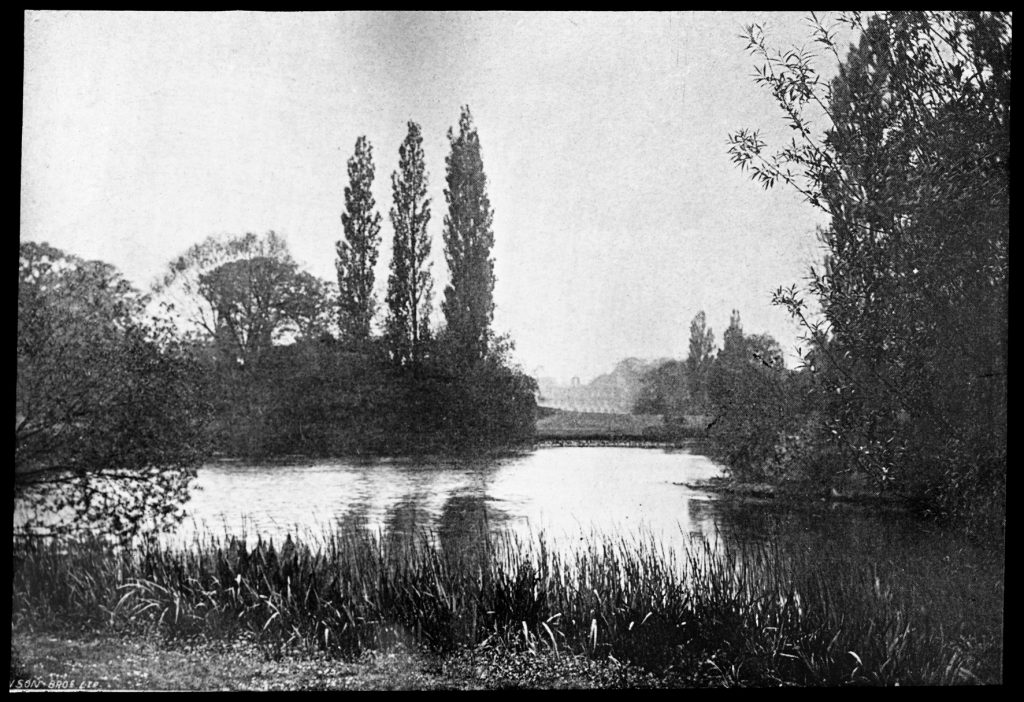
[178,446,724,551]
[174,445,998,571]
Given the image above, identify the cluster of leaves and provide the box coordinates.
[633,310,804,464]
[727,12,1007,527]
[16,242,211,542]
[221,108,529,456]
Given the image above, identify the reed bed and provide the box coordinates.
[11,525,1001,686]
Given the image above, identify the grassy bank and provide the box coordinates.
[535,410,698,443]
[11,526,1002,687]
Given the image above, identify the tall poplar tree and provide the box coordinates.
[685,310,716,411]
[441,106,496,366]
[721,309,744,357]
[385,121,433,369]
[336,136,382,346]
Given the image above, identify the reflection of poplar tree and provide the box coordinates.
[336,136,382,346]
[385,121,433,369]
[442,106,495,366]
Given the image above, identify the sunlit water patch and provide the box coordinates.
[172,446,726,555]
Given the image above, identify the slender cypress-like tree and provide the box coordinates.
[721,310,744,357]
[685,310,716,411]
[336,136,382,346]
[385,121,433,369]
[442,106,495,366]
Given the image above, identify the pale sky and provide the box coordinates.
[21,11,853,383]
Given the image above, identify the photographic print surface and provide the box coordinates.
[16,11,1006,689]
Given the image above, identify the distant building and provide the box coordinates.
[536,358,665,414]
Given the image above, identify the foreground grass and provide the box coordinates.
[10,629,665,690]
[12,630,432,691]
[11,526,1002,687]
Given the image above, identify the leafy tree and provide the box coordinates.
[684,311,716,412]
[707,310,747,418]
[720,310,744,356]
[728,12,1008,523]
[633,360,690,417]
[385,121,434,370]
[199,257,330,367]
[336,136,383,346]
[706,318,789,481]
[16,242,209,541]
[441,106,496,366]
[158,231,334,368]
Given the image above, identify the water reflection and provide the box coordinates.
[174,446,724,556]
[175,446,1000,588]
[436,492,510,563]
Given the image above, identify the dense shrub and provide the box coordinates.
[200,335,537,458]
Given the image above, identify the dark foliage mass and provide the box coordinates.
[705,314,795,480]
[17,243,210,541]
[720,11,1006,530]
[206,336,536,458]
[157,231,335,369]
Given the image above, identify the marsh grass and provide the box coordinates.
[11,524,1001,686]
